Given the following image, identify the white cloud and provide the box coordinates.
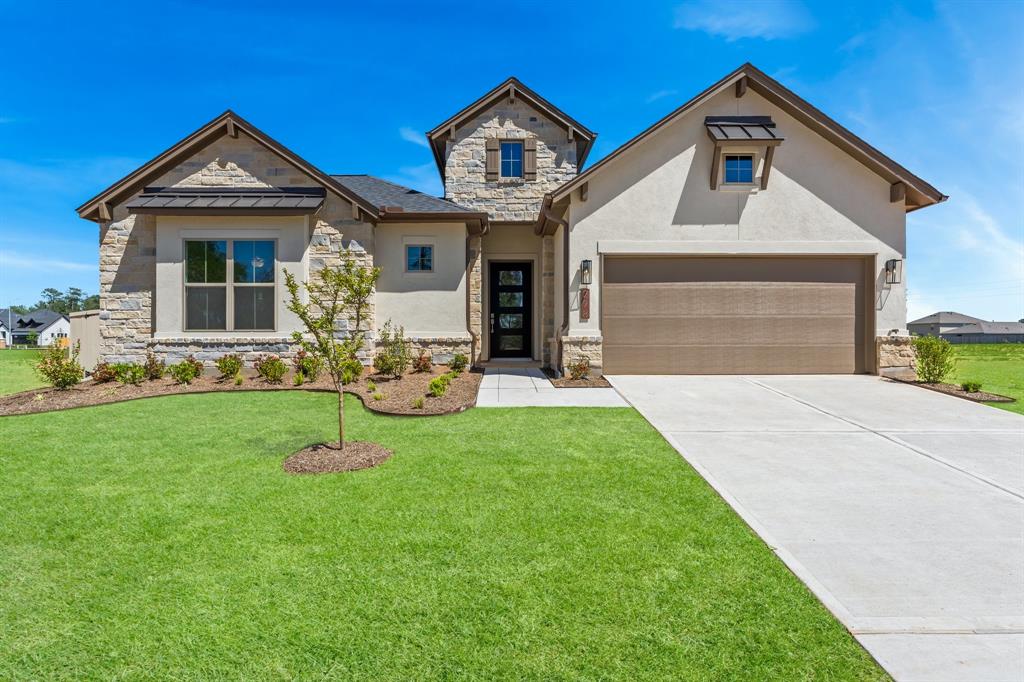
[673,0,813,41]
[383,162,443,196]
[646,89,677,104]
[0,250,95,272]
[398,126,429,149]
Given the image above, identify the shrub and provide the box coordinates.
[913,336,955,384]
[342,357,363,379]
[254,354,287,384]
[373,392,384,401]
[216,353,243,380]
[92,362,117,383]
[143,352,165,380]
[413,350,432,373]
[412,396,425,409]
[234,375,244,386]
[449,352,468,374]
[429,376,448,398]
[293,350,322,381]
[374,321,410,379]
[341,368,357,385]
[366,380,377,393]
[961,380,982,393]
[293,372,305,386]
[169,360,200,385]
[569,359,591,381]
[36,342,83,389]
[113,362,145,386]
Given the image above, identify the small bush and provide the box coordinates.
[342,357,363,379]
[412,396,425,409]
[366,380,377,393]
[143,352,165,380]
[449,353,468,374]
[374,321,410,379]
[216,353,243,380]
[341,368,357,385]
[961,380,982,393]
[373,392,384,401]
[36,343,84,390]
[429,376,448,398]
[92,362,117,383]
[913,336,955,384]
[113,362,145,386]
[234,375,244,386]
[413,350,432,373]
[293,350,322,381]
[254,354,287,384]
[569,359,591,381]
[169,360,201,385]
[293,372,305,386]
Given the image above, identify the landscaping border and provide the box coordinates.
[887,377,1015,404]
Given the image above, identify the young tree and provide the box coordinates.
[284,254,380,452]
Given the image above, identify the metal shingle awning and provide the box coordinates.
[125,186,326,215]
[705,116,785,143]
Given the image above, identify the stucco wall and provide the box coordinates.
[566,87,908,338]
[444,98,578,222]
[374,222,468,337]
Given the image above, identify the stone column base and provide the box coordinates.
[401,336,473,365]
[876,336,916,379]
[560,336,603,377]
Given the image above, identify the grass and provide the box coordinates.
[0,393,885,680]
[951,343,1024,415]
[0,349,43,395]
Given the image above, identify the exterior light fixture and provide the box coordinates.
[885,258,902,285]
[580,259,592,285]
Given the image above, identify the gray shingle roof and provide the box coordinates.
[908,311,985,325]
[6,309,66,332]
[332,175,475,214]
[944,321,1024,335]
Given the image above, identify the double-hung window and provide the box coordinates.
[185,239,276,331]
[723,154,754,184]
[500,141,523,178]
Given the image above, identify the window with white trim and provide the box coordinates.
[184,239,276,331]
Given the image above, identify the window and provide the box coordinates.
[500,141,523,178]
[184,239,275,331]
[724,154,754,184]
[406,245,433,272]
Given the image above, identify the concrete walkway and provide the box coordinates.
[609,374,1024,682]
[476,368,627,407]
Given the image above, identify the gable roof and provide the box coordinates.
[551,63,946,212]
[943,321,1024,335]
[909,311,984,325]
[7,309,67,333]
[426,77,597,179]
[76,110,380,223]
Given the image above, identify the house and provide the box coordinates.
[76,63,945,376]
[941,321,1024,344]
[0,309,71,347]
[908,311,984,337]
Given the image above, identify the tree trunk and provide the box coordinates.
[337,389,345,451]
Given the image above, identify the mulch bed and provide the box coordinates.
[282,441,392,474]
[0,365,481,417]
[542,368,611,388]
[890,378,1015,404]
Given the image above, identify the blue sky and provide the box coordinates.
[1,0,1021,321]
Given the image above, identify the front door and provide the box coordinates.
[489,261,532,358]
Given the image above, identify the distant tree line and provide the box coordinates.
[7,287,100,315]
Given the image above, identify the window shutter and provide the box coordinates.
[523,138,537,180]
[485,138,499,181]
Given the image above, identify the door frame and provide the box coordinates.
[483,256,540,361]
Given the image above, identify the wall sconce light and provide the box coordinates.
[580,259,592,286]
[885,258,902,285]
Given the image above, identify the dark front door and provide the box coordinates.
[489,261,532,358]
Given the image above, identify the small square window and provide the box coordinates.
[724,155,754,184]
[406,245,433,272]
[500,141,523,178]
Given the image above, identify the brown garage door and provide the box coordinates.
[602,256,871,374]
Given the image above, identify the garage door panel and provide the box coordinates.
[603,344,857,374]
[601,256,868,375]
[603,282,857,318]
[602,314,856,346]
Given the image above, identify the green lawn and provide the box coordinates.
[0,349,43,395]
[0,393,884,680]
[952,343,1024,415]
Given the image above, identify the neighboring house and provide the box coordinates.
[76,63,945,376]
[941,321,1024,344]
[0,309,71,346]
[907,311,984,337]
[0,312,9,347]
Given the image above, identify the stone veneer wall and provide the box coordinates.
[876,336,916,378]
[99,212,157,363]
[444,99,578,222]
[466,235,483,364]
[561,336,603,377]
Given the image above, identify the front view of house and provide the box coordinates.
[77,63,945,376]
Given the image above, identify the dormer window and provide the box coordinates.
[723,155,754,184]
[500,141,523,178]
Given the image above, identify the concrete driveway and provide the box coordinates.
[608,375,1024,682]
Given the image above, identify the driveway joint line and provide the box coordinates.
[744,378,1024,503]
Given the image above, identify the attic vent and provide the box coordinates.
[529,116,537,122]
